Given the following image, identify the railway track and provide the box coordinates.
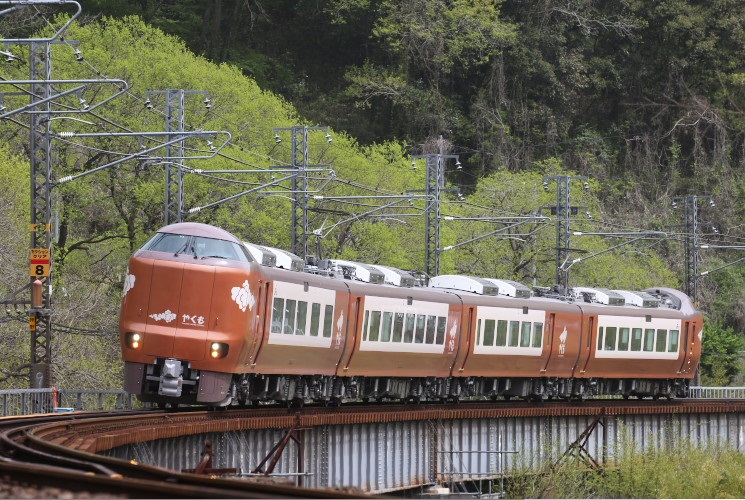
[0,409,365,498]
[2,399,744,497]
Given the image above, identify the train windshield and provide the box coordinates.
[142,232,252,263]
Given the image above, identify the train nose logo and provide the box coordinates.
[231,280,256,312]
[559,326,568,355]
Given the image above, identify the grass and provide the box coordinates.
[503,428,745,498]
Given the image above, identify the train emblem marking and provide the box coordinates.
[149,309,176,323]
[448,320,457,352]
[231,280,256,312]
[335,310,344,348]
[182,314,205,327]
[123,272,135,296]
[559,326,568,355]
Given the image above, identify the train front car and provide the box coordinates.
[120,222,258,407]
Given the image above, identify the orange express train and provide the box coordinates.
[119,222,703,407]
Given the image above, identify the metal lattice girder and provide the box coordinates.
[425,156,443,278]
[291,126,310,258]
[555,176,571,289]
[164,89,185,225]
[29,41,53,388]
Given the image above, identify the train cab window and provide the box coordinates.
[193,237,250,262]
[436,317,447,344]
[362,311,370,341]
[656,329,667,352]
[425,315,436,344]
[496,320,508,346]
[143,232,190,253]
[393,313,404,342]
[322,305,334,337]
[271,298,284,333]
[643,329,655,351]
[296,302,307,335]
[604,327,617,351]
[668,330,679,352]
[381,312,393,342]
[415,315,426,343]
[369,311,381,341]
[283,300,297,334]
[618,328,630,351]
[508,321,520,347]
[520,322,531,347]
[532,323,543,348]
[310,303,321,336]
[631,328,643,351]
[404,314,415,342]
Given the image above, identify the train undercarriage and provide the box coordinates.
[127,359,690,408]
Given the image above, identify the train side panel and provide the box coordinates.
[339,286,462,378]
[247,270,350,376]
[454,297,581,379]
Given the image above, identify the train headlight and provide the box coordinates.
[125,332,142,349]
[210,342,229,359]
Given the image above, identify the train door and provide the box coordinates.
[540,313,555,373]
[247,281,271,368]
[454,306,475,374]
[577,314,595,376]
[341,296,363,372]
[677,320,698,375]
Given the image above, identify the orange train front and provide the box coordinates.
[120,222,703,407]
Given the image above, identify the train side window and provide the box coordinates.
[618,327,630,351]
[271,298,284,333]
[631,328,642,351]
[669,330,679,352]
[520,322,531,347]
[496,320,507,346]
[425,315,436,343]
[656,329,667,352]
[483,319,495,346]
[508,321,520,347]
[296,301,307,335]
[381,312,393,342]
[362,310,370,341]
[322,305,333,337]
[597,327,604,350]
[643,329,655,351]
[532,323,543,348]
[404,314,415,342]
[604,327,617,351]
[369,311,381,342]
[310,303,321,336]
[436,317,447,344]
[415,315,426,343]
[393,313,404,342]
[284,299,297,334]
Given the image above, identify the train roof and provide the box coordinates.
[159,222,241,243]
[151,223,695,314]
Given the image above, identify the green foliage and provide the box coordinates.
[700,319,745,386]
[0,3,742,390]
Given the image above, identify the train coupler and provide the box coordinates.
[158,358,184,397]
